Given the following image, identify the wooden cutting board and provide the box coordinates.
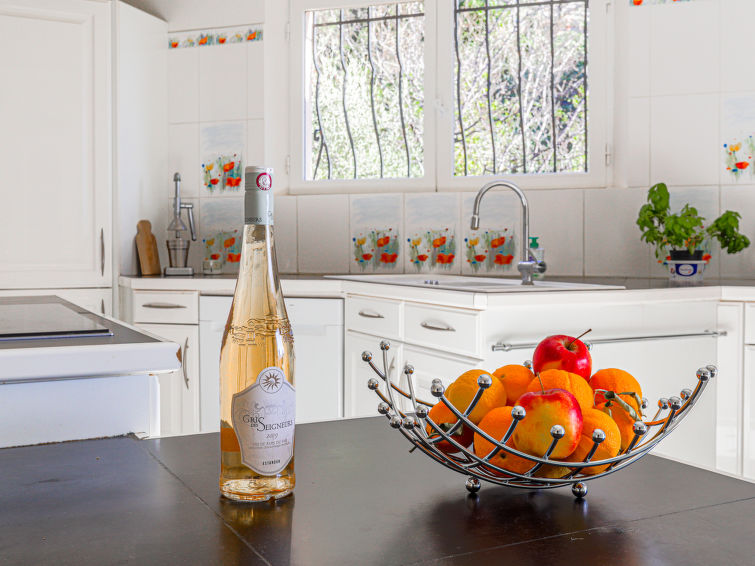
[135,220,161,276]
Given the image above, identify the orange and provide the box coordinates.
[424,402,474,454]
[493,364,535,405]
[524,369,593,412]
[444,369,507,424]
[595,401,638,453]
[589,368,643,414]
[473,406,533,476]
[564,408,621,474]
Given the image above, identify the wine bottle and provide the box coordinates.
[219,166,295,501]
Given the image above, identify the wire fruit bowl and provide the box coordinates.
[362,340,716,499]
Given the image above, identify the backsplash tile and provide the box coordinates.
[168,48,199,124]
[585,187,650,277]
[298,194,349,273]
[200,122,245,195]
[199,197,243,273]
[460,192,520,276]
[247,41,264,119]
[275,196,297,274]
[526,189,584,277]
[720,186,755,279]
[199,43,247,122]
[404,193,460,274]
[169,123,199,198]
[246,119,265,166]
[349,194,403,273]
[721,94,755,184]
[168,26,262,49]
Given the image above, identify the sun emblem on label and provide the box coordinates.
[256,172,272,191]
[259,367,284,393]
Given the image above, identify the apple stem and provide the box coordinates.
[536,372,545,394]
[567,328,593,349]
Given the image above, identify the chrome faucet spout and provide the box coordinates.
[469,179,544,285]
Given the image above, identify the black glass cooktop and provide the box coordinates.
[0,298,112,341]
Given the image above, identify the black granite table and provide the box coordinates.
[2,417,754,565]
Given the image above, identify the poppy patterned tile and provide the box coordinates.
[200,122,245,195]
[349,194,403,273]
[460,192,520,276]
[199,197,243,273]
[404,193,461,274]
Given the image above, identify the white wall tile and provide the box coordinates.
[247,41,264,119]
[168,48,199,124]
[525,189,584,277]
[720,0,755,93]
[297,195,349,273]
[404,193,460,274]
[168,124,199,198]
[720,93,755,186]
[199,43,247,122]
[349,194,403,273]
[246,119,265,166]
[627,7,650,98]
[460,192,521,276]
[650,94,719,186]
[720,186,755,279]
[649,2,720,96]
[275,196,297,274]
[626,97,651,188]
[584,188,650,277]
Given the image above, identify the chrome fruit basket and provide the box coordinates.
[362,341,715,499]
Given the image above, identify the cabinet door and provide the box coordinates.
[744,346,755,480]
[345,332,402,418]
[402,345,483,410]
[0,0,112,288]
[137,323,200,437]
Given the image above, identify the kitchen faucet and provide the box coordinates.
[165,172,197,276]
[470,180,546,285]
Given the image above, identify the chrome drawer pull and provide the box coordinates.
[491,330,727,352]
[421,320,456,332]
[182,338,190,389]
[358,309,384,319]
[142,302,187,309]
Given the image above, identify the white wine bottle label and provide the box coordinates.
[244,168,274,225]
[231,366,295,475]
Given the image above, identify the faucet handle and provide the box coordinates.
[180,202,197,241]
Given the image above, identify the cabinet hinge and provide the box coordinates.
[605,143,612,167]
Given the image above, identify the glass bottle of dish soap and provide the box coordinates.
[529,236,545,280]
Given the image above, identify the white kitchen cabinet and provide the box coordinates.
[345,331,402,418]
[744,346,755,481]
[0,0,112,288]
[137,323,200,437]
[716,303,745,476]
[402,345,483,408]
[199,296,344,428]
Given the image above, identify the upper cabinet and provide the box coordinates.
[0,0,112,288]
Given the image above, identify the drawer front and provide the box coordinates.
[345,296,401,338]
[133,291,199,324]
[746,304,755,345]
[402,346,481,407]
[404,303,480,357]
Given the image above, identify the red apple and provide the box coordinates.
[532,334,592,380]
[513,388,583,459]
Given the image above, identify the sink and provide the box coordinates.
[325,274,624,293]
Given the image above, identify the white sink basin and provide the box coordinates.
[326,274,624,293]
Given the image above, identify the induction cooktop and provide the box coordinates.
[0,299,112,341]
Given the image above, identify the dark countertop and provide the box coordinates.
[2,418,754,566]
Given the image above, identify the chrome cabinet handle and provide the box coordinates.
[142,302,187,309]
[100,298,105,314]
[358,309,384,319]
[420,320,456,332]
[182,338,189,389]
[491,330,727,352]
[100,228,105,276]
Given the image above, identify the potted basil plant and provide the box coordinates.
[637,183,750,282]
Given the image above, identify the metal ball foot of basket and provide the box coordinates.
[362,340,715,499]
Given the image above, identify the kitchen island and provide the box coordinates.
[3,417,754,565]
[0,296,180,447]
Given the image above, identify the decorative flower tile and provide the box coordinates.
[349,194,403,273]
[722,94,755,182]
[629,0,693,6]
[404,193,460,274]
[460,193,520,276]
[200,122,245,195]
[169,26,262,49]
[199,198,243,273]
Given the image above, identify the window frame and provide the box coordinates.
[289,0,611,194]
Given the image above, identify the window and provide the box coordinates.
[290,0,608,192]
